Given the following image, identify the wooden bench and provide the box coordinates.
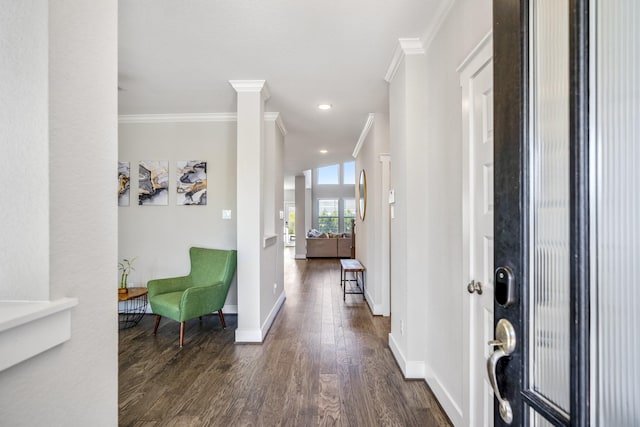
[340,259,365,301]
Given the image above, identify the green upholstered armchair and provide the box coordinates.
[147,247,237,347]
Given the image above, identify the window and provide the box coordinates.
[317,164,339,185]
[343,198,355,234]
[343,161,355,185]
[318,199,339,233]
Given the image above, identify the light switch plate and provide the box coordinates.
[222,210,232,220]
[279,210,284,220]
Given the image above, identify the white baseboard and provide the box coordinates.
[234,328,263,342]
[365,288,384,315]
[424,364,463,426]
[143,303,238,315]
[388,332,426,379]
[235,291,286,343]
[294,254,307,260]
[260,291,286,339]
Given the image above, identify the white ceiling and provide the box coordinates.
[118,0,446,176]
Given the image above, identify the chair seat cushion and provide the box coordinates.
[150,291,184,321]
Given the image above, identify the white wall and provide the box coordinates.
[0,0,49,301]
[389,51,429,377]
[420,1,491,422]
[0,1,118,425]
[260,120,286,326]
[386,0,492,424]
[118,120,238,306]
[354,114,390,316]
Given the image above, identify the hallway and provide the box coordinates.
[119,254,451,426]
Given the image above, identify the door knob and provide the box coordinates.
[467,280,483,295]
[487,318,516,424]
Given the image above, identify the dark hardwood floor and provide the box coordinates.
[119,250,452,427]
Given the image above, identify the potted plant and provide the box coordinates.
[118,257,137,294]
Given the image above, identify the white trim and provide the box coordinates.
[222,304,238,314]
[378,154,391,317]
[260,291,286,339]
[263,234,278,248]
[364,288,384,315]
[421,0,456,52]
[228,80,271,100]
[118,112,285,127]
[457,31,493,75]
[265,112,288,136]
[234,291,286,343]
[234,328,263,343]
[352,113,375,158]
[388,332,426,379]
[459,33,493,427]
[0,298,78,372]
[118,113,237,123]
[389,332,406,372]
[294,254,307,260]
[144,303,238,315]
[424,364,464,426]
[384,38,425,83]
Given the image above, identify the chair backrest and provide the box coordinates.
[188,247,237,292]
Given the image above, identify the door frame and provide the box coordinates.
[493,0,591,424]
[459,31,493,427]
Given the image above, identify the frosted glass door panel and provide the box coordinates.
[594,1,640,425]
[529,0,570,414]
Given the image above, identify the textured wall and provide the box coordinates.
[0,1,119,425]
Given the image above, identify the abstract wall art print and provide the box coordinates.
[118,161,130,206]
[176,160,207,205]
[138,161,169,206]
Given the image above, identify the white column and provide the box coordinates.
[294,175,307,259]
[230,80,270,342]
[379,154,391,316]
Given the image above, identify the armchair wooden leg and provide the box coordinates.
[179,322,185,347]
[218,309,226,329]
[153,315,161,335]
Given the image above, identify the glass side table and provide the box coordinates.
[118,287,148,329]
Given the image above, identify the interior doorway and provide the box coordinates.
[284,202,296,247]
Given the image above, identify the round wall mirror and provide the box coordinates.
[358,169,367,221]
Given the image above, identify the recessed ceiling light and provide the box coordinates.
[317,104,332,110]
[320,149,328,154]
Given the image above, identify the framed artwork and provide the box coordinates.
[118,161,130,206]
[138,161,169,205]
[177,160,207,205]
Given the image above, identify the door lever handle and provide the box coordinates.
[486,319,516,424]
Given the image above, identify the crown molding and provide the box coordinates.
[384,39,425,83]
[228,80,271,100]
[352,113,375,158]
[118,113,238,123]
[265,112,288,136]
[421,0,455,53]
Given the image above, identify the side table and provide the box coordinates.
[118,287,148,329]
